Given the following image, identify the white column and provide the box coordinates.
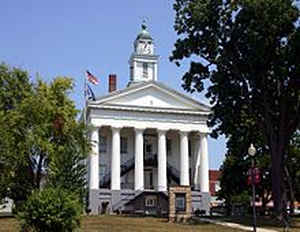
[157,129,167,191]
[134,128,144,191]
[193,138,201,190]
[199,133,209,192]
[111,127,121,190]
[89,127,99,189]
[180,131,190,186]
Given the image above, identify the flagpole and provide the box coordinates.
[84,73,87,126]
[84,70,99,125]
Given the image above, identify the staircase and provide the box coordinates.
[111,190,144,212]
[167,162,180,184]
[100,154,181,188]
[100,156,135,188]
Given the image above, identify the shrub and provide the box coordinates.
[18,187,82,232]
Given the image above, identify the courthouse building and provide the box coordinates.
[86,24,212,215]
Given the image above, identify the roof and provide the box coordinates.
[89,81,211,113]
[136,23,152,40]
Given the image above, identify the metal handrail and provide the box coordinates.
[112,188,144,211]
[167,162,180,183]
[100,155,183,188]
[100,153,158,187]
[111,185,169,212]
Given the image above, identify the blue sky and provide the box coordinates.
[0,0,226,169]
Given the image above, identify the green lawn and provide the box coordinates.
[0,215,245,232]
[2,215,299,232]
[216,216,300,232]
[81,216,247,232]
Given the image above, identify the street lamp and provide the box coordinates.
[248,144,257,232]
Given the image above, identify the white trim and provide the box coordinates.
[89,104,210,116]
[90,118,210,135]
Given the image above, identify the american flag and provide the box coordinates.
[84,83,96,101]
[86,70,99,85]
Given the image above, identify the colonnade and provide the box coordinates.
[89,126,209,192]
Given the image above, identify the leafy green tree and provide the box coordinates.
[218,144,273,215]
[47,125,88,205]
[219,129,300,216]
[285,131,300,213]
[217,155,248,214]
[18,187,82,232]
[171,0,300,215]
[0,63,89,210]
[0,63,34,207]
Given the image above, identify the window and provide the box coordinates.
[130,66,133,79]
[121,137,128,154]
[99,164,106,178]
[145,144,152,153]
[143,63,148,78]
[175,193,186,212]
[167,139,172,155]
[149,172,153,187]
[99,164,107,188]
[99,135,107,153]
[145,196,156,207]
[188,140,192,157]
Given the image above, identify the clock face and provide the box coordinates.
[146,45,151,54]
[143,43,151,54]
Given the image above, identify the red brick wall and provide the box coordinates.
[209,170,221,196]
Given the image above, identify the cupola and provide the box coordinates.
[128,22,159,86]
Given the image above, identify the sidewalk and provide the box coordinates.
[197,217,278,232]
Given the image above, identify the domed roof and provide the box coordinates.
[136,23,152,40]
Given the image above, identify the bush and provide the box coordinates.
[18,187,82,232]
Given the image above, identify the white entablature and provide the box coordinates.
[87,80,211,133]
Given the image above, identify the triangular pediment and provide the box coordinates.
[91,82,211,112]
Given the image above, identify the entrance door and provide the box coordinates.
[144,136,153,159]
[144,169,153,190]
[144,135,157,164]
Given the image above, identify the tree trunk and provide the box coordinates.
[36,155,44,189]
[262,195,267,216]
[284,166,295,215]
[270,144,284,216]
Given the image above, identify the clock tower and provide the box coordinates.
[128,23,159,86]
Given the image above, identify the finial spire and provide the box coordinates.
[142,19,147,31]
[136,18,152,40]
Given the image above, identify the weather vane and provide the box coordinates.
[141,16,149,30]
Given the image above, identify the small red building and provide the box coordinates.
[209,170,223,207]
[209,170,221,196]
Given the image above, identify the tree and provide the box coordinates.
[170,0,300,215]
[47,124,88,205]
[218,136,273,215]
[284,131,300,214]
[219,130,300,216]
[18,187,82,232]
[0,63,34,207]
[0,63,89,210]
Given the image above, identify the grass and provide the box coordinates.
[0,215,246,232]
[216,215,300,232]
[2,214,299,232]
[0,217,20,232]
[81,215,247,232]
